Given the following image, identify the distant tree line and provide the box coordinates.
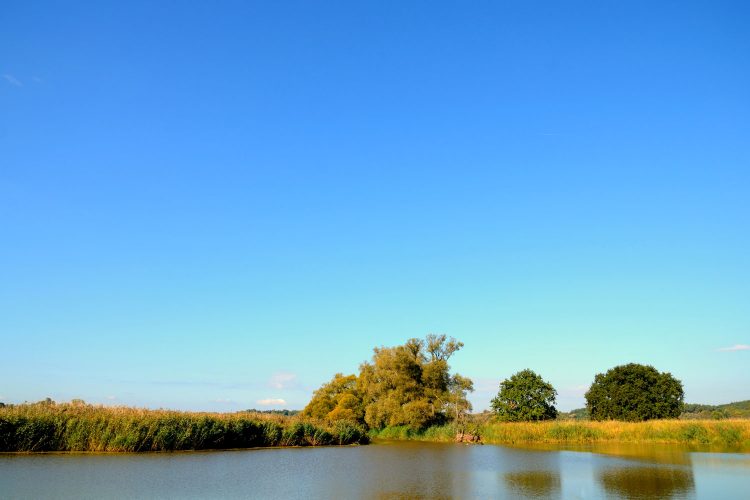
[243,409,300,416]
[681,400,750,420]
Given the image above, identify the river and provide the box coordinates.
[1,441,748,498]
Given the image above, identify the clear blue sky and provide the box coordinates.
[2,1,748,412]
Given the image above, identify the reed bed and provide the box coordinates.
[372,419,750,449]
[479,419,750,447]
[0,403,368,452]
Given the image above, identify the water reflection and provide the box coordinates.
[512,442,694,465]
[0,441,746,499]
[598,465,695,499]
[504,470,561,498]
[360,442,454,499]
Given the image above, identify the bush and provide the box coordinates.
[331,421,368,445]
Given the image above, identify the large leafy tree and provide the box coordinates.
[359,334,472,430]
[585,363,684,421]
[491,369,557,421]
[304,335,472,431]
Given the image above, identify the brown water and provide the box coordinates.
[1,441,748,499]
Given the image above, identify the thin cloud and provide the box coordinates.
[3,74,22,86]
[560,384,589,396]
[269,372,297,390]
[257,398,286,406]
[717,344,750,352]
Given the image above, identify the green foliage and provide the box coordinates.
[711,409,730,420]
[714,424,742,446]
[585,363,684,421]
[359,334,472,430]
[491,369,558,422]
[368,423,457,442]
[682,400,750,420]
[679,423,710,444]
[369,425,417,440]
[544,424,603,441]
[301,373,364,425]
[557,408,590,421]
[304,335,473,432]
[330,421,368,445]
[448,374,474,424]
[280,422,334,446]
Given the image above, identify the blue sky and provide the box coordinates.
[1,1,748,412]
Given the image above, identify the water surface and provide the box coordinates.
[1,441,748,499]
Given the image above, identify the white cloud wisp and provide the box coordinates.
[717,344,750,352]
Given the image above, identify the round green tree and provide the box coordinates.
[585,363,684,421]
[491,369,558,421]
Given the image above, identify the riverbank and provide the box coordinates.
[371,419,750,448]
[0,403,367,452]
[4,402,749,453]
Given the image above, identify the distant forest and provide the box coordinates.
[681,400,750,420]
[243,409,300,416]
[560,400,750,421]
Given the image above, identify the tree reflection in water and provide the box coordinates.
[599,465,695,499]
[504,470,561,498]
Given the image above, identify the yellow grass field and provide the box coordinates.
[372,419,750,449]
[478,419,750,447]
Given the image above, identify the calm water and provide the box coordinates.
[1,441,748,499]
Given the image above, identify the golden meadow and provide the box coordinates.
[372,419,750,449]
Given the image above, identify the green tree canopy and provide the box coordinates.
[303,335,473,431]
[491,369,557,421]
[360,334,472,430]
[585,363,684,421]
[301,373,364,425]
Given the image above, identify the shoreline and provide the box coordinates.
[370,419,750,449]
[3,403,749,453]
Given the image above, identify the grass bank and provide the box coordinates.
[0,402,367,452]
[371,419,750,449]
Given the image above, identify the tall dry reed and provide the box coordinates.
[0,402,368,452]
[371,419,750,449]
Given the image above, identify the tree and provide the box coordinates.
[301,373,365,425]
[491,369,557,421]
[302,335,473,431]
[359,335,471,430]
[447,374,474,424]
[585,363,684,421]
